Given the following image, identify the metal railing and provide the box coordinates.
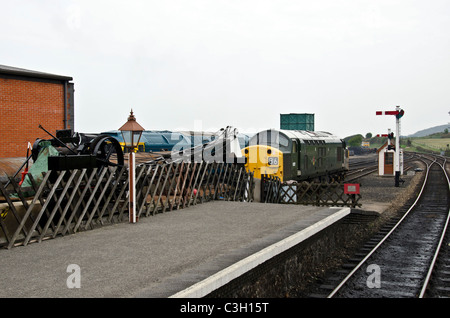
[261,174,361,208]
[0,161,254,249]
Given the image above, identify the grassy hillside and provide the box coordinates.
[401,124,450,154]
[402,135,450,154]
[345,130,450,155]
[406,124,450,138]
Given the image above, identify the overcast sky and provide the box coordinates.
[1,0,449,138]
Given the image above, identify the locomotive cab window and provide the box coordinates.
[254,130,292,152]
[279,134,291,152]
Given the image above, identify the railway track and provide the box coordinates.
[309,154,450,298]
[346,152,416,182]
[345,154,378,181]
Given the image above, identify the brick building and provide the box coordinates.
[0,65,74,158]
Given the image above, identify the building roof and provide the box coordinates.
[280,129,342,143]
[252,129,343,144]
[376,140,397,154]
[0,64,73,81]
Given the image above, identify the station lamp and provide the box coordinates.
[119,109,145,223]
[119,109,145,152]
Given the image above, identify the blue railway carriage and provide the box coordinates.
[242,129,348,182]
[102,130,192,153]
[102,130,254,154]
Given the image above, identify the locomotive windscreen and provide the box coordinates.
[249,129,292,153]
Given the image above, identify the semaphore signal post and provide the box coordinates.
[376,106,405,187]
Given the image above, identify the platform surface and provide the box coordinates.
[0,201,349,298]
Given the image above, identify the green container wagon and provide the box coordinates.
[280,113,314,131]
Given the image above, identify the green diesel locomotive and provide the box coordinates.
[242,129,349,182]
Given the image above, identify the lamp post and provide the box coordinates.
[119,109,145,223]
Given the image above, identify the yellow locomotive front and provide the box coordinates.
[242,129,348,183]
[242,145,285,181]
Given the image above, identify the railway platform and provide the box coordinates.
[0,201,349,298]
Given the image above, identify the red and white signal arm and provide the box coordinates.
[344,183,360,194]
[376,109,405,119]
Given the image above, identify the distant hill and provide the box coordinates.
[343,134,363,143]
[406,124,450,138]
[345,124,450,142]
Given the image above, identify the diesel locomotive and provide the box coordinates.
[242,129,349,182]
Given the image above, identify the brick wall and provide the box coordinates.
[0,77,72,158]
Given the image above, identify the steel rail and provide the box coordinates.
[419,157,450,298]
[327,156,433,298]
[345,167,378,182]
